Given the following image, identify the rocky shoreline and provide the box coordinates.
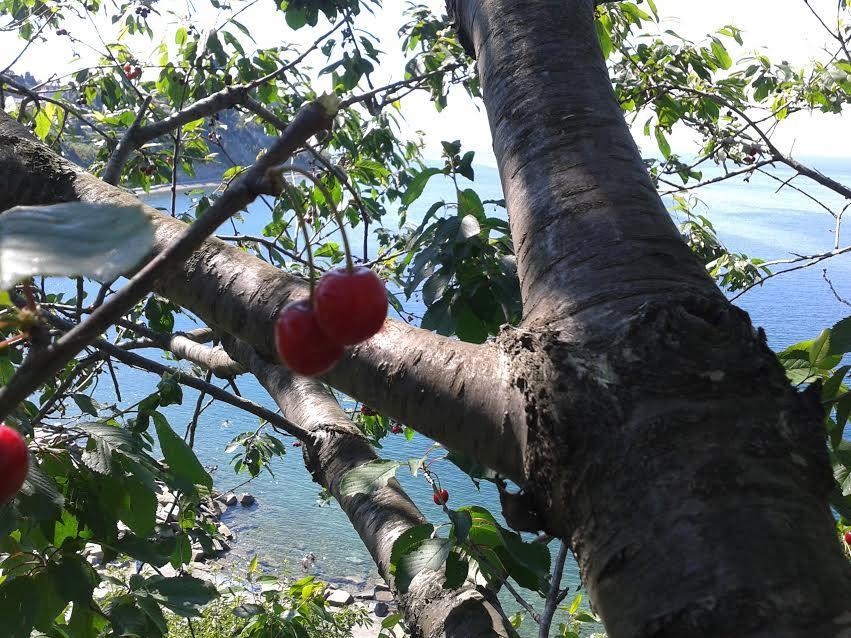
[79,485,399,636]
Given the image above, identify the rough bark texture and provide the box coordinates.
[448,1,851,636]
[224,338,517,638]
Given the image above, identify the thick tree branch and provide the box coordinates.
[223,337,518,638]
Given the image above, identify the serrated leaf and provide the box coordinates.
[152,412,212,490]
[829,316,851,356]
[390,523,435,574]
[395,538,452,593]
[809,329,831,366]
[0,203,154,289]
[20,461,64,510]
[339,459,402,497]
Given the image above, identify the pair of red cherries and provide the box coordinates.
[275,266,388,376]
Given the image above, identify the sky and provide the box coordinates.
[0,0,846,164]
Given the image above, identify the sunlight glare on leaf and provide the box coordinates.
[0,202,154,289]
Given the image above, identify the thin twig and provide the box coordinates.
[538,542,569,638]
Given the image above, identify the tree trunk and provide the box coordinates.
[447,1,851,636]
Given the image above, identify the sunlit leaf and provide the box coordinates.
[0,203,153,289]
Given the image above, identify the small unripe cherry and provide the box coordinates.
[275,300,343,377]
[844,530,851,546]
[313,266,388,346]
[433,489,449,505]
[0,425,28,504]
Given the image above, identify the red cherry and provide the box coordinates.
[433,489,449,505]
[844,530,851,546]
[133,66,142,78]
[275,300,343,376]
[313,266,388,346]
[123,63,132,73]
[391,425,402,434]
[292,441,302,448]
[0,425,28,504]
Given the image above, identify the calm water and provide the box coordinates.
[85,157,851,630]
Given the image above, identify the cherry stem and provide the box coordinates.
[22,280,37,312]
[278,178,317,299]
[278,165,356,273]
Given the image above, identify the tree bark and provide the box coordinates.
[223,338,518,638]
[447,1,851,636]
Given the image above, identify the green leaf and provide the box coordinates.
[73,393,99,417]
[153,412,212,490]
[401,168,442,206]
[157,374,183,407]
[711,38,732,69]
[654,126,671,158]
[19,461,64,515]
[448,509,473,543]
[0,203,154,289]
[497,526,552,591]
[457,189,484,221]
[390,523,435,574]
[829,316,851,356]
[461,506,505,548]
[50,554,98,604]
[395,538,452,593]
[122,476,158,537]
[339,459,402,497]
[809,329,832,366]
[285,7,308,30]
[142,575,219,617]
[443,550,469,589]
[136,595,169,634]
[53,509,80,548]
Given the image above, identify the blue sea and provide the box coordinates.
[84,157,851,632]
